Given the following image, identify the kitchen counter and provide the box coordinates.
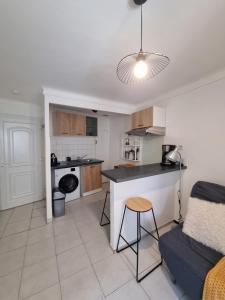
[103,162,187,251]
[52,159,104,169]
[101,163,187,183]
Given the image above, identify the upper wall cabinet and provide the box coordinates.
[131,106,165,130]
[53,111,97,137]
[86,116,97,136]
[54,111,71,136]
[71,114,86,136]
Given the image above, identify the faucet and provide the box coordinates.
[77,154,87,160]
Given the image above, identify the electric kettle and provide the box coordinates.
[51,153,58,167]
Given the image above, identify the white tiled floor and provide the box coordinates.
[0,190,192,300]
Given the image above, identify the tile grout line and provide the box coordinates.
[0,208,15,238]
[119,244,162,277]
[18,204,33,300]
[0,210,13,238]
[73,216,107,298]
[2,205,33,238]
[21,223,60,299]
[53,221,63,300]
[78,216,136,298]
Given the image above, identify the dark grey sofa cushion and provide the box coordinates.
[159,181,225,300]
[191,181,225,204]
[159,226,223,300]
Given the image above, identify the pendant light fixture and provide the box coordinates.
[116,0,170,84]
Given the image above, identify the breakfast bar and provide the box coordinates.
[102,163,187,250]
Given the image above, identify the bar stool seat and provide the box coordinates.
[126,197,152,212]
[116,196,162,282]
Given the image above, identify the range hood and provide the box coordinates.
[126,127,165,136]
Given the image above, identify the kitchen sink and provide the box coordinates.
[76,158,96,163]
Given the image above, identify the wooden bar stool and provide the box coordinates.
[116,197,162,282]
[100,191,110,226]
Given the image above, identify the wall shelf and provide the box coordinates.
[121,135,143,162]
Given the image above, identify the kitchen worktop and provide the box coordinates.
[52,159,104,169]
[101,163,187,183]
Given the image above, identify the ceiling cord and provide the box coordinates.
[140,5,143,51]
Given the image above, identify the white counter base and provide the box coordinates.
[109,171,180,250]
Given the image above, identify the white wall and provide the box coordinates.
[0,98,43,118]
[142,136,163,164]
[162,77,225,215]
[108,115,131,169]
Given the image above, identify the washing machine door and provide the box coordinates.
[58,174,79,194]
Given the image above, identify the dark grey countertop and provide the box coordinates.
[101,163,187,183]
[51,159,104,169]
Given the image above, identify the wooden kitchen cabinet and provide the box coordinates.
[82,164,102,193]
[53,111,86,136]
[71,114,86,136]
[132,108,153,129]
[131,106,165,130]
[53,111,71,135]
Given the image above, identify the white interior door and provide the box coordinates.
[2,121,43,209]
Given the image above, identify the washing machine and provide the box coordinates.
[54,167,80,202]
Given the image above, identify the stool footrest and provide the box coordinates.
[116,235,141,255]
[100,212,110,226]
[140,225,159,242]
[137,260,163,282]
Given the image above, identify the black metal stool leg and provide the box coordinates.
[136,209,163,282]
[151,208,164,262]
[116,203,163,283]
[151,208,160,240]
[136,212,141,282]
[100,191,110,226]
[116,206,127,252]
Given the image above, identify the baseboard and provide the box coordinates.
[82,188,102,197]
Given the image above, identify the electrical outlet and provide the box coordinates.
[182,157,188,166]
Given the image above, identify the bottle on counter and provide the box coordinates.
[129,149,135,161]
[125,150,129,160]
[136,147,140,161]
[125,137,130,145]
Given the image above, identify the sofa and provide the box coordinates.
[159,181,225,300]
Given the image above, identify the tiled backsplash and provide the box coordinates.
[51,136,96,161]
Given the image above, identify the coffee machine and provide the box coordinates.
[161,145,176,166]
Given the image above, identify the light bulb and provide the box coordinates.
[133,60,148,79]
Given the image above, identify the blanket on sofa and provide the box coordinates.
[203,256,225,300]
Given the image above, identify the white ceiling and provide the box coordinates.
[0,0,225,105]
